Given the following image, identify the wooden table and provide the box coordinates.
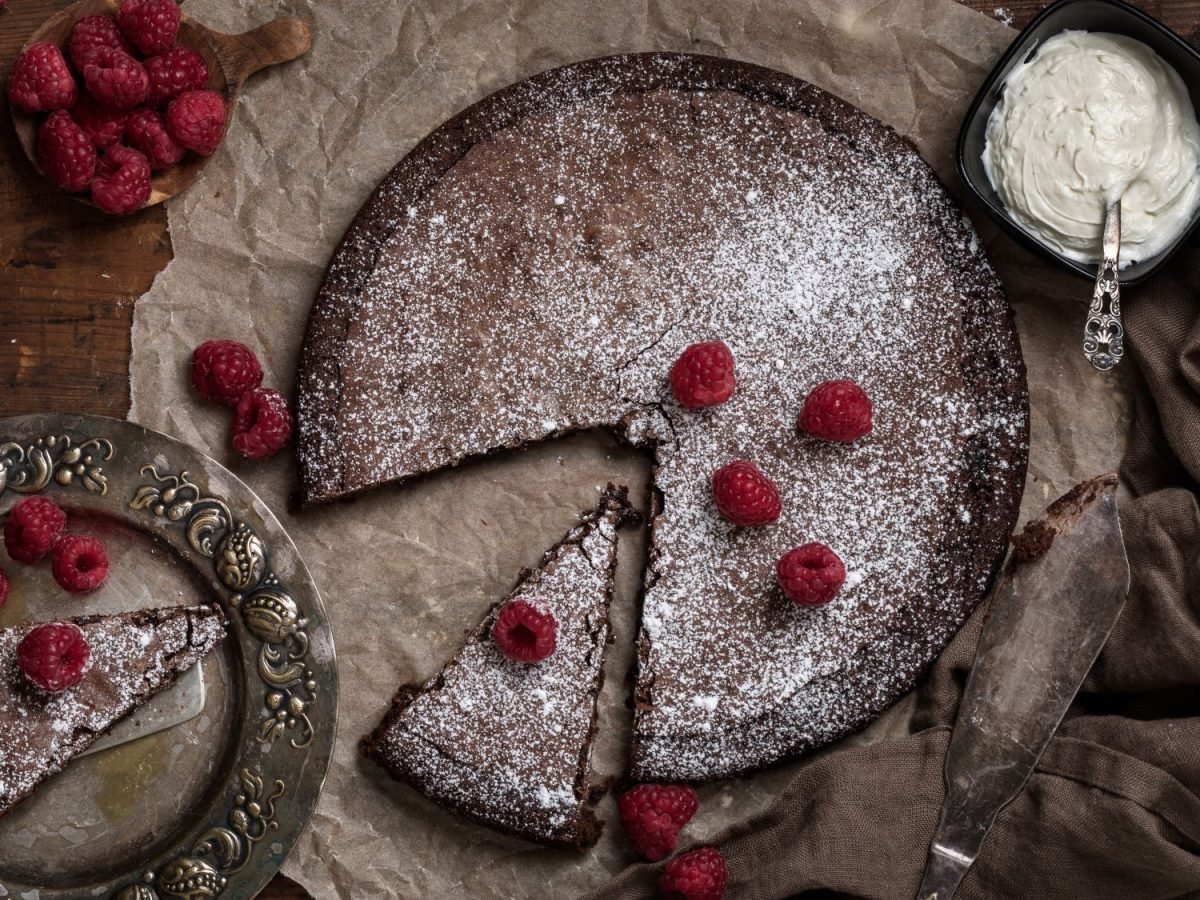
[2,1,1197,897]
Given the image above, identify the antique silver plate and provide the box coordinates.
[0,414,337,900]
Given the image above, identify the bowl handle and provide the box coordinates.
[212,17,314,86]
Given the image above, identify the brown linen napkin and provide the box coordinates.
[588,253,1200,899]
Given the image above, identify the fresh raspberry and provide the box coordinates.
[618,784,699,861]
[17,623,91,693]
[166,89,226,155]
[37,110,97,192]
[126,107,183,169]
[670,341,736,409]
[231,388,294,460]
[710,460,782,527]
[492,597,557,663]
[777,542,845,607]
[798,379,873,442]
[91,144,151,215]
[67,14,133,71]
[4,496,67,563]
[144,46,209,106]
[7,43,77,114]
[116,0,180,57]
[82,47,150,110]
[52,535,109,593]
[72,96,128,149]
[659,847,729,900]
[191,339,263,406]
[0,569,9,609]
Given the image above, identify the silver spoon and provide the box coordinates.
[1082,200,1124,371]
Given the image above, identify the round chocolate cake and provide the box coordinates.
[297,53,1029,781]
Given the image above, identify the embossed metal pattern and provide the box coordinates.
[1083,201,1124,372]
[0,415,336,900]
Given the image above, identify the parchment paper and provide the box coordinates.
[128,0,1132,896]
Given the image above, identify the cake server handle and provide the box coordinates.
[1082,200,1124,372]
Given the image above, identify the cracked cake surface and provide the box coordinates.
[361,488,638,849]
[0,604,228,817]
[300,53,1029,781]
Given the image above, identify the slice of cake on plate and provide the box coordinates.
[0,604,227,817]
[361,486,639,849]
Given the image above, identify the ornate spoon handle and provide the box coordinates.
[1083,200,1124,372]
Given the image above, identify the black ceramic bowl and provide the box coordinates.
[957,0,1200,284]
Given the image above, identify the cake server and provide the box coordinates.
[916,474,1129,900]
[79,666,206,757]
[1083,200,1125,371]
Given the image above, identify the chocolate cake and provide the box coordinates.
[361,488,638,849]
[0,604,227,817]
[300,54,1029,781]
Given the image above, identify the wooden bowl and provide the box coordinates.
[9,0,312,209]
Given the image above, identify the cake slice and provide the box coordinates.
[0,604,227,817]
[362,486,639,849]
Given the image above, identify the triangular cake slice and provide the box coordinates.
[362,486,639,849]
[0,604,227,817]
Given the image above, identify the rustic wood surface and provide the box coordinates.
[2,1,1197,897]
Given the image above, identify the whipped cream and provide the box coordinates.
[983,30,1200,266]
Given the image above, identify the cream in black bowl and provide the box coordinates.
[958,0,1200,284]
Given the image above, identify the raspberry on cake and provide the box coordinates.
[798,379,873,443]
[777,542,845,607]
[7,43,77,114]
[37,111,97,193]
[17,622,90,693]
[116,0,181,57]
[670,341,736,409]
[231,387,293,460]
[52,535,110,594]
[710,460,782,527]
[493,597,558,662]
[659,847,729,900]
[618,783,699,861]
[5,495,67,563]
[191,339,263,406]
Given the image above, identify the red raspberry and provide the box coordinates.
[4,496,67,564]
[72,96,128,149]
[0,569,9,609]
[659,847,729,900]
[37,110,97,192]
[116,0,180,57]
[144,46,209,106]
[166,89,226,155]
[83,47,150,110]
[67,14,133,71]
[52,535,110,593]
[777,542,845,607]
[126,108,184,169]
[710,460,782,527]
[231,388,294,460]
[618,784,699,861]
[17,623,91,693]
[91,144,152,215]
[492,597,557,663]
[191,340,263,405]
[670,341,736,409]
[798,379,873,442]
[7,43,77,114]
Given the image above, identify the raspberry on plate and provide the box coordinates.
[492,597,557,663]
[166,89,226,155]
[17,622,91,693]
[67,14,133,72]
[231,387,294,460]
[145,46,209,106]
[126,108,184,170]
[91,144,152,215]
[670,340,736,409]
[618,783,699,861]
[116,0,181,57]
[72,96,128,150]
[710,460,782,527]
[191,339,263,406]
[83,47,150,111]
[37,110,97,193]
[52,535,110,593]
[659,847,729,900]
[777,542,845,607]
[0,569,9,609]
[7,42,77,114]
[4,496,67,564]
[798,379,873,442]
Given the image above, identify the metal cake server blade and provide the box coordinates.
[917,474,1130,900]
[79,665,206,758]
